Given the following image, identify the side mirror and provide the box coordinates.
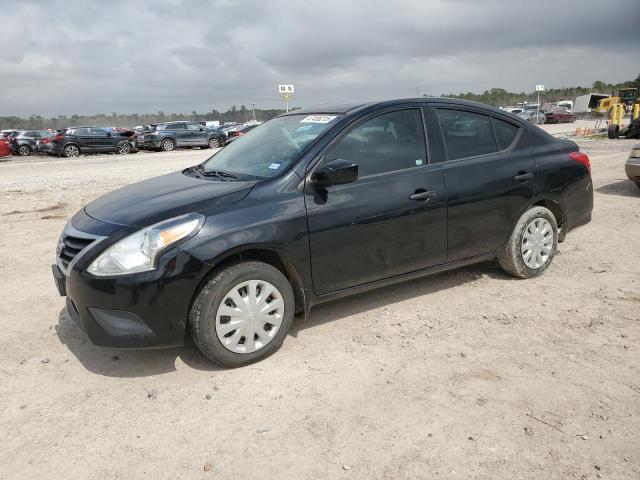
[106,132,112,137]
[200,127,205,131]
[311,159,358,187]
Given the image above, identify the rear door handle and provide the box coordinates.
[409,190,437,201]
[514,172,534,181]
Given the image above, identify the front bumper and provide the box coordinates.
[625,157,640,182]
[53,213,210,348]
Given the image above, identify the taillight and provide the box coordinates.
[568,151,590,173]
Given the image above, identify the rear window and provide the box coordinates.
[436,109,497,160]
[492,118,519,150]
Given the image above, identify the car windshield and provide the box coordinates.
[201,114,342,179]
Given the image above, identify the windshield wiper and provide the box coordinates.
[193,165,238,181]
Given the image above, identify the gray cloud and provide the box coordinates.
[0,0,638,116]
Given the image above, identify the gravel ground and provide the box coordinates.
[0,134,638,479]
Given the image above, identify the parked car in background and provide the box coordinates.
[0,136,11,159]
[625,143,640,189]
[143,121,226,151]
[12,130,52,156]
[225,123,260,144]
[50,127,135,157]
[517,110,546,124]
[1,129,21,139]
[52,98,593,366]
[545,109,576,124]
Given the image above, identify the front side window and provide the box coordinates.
[325,109,427,177]
[436,109,497,160]
[73,128,91,135]
[171,123,187,130]
[202,114,342,179]
[187,123,201,131]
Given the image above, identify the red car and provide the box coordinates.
[545,109,576,124]
[0,137,12,159]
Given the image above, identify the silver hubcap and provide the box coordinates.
[65,146,79,157]
[19,146,29,155]
[163,140,174,151]
[210,139,218,148]
[521,218,553,269]
[119,143,130,154]
[215,280,284,354]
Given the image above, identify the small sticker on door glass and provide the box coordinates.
[415,158,424,165]
[300,115,337,124]
[268,163,282,170]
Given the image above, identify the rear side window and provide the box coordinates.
[326,109,427,177]
[171,123,187,130]
[492,118,519,150]
[436,109,497,160]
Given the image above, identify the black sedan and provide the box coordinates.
[52,98,593,367]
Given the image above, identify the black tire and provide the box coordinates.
[17,145,31,156]
[498,206,558,279]
[161,138,175,151]
[117,141,132,155]
[208,136,222,148]
[607,125,620,139]
[635,181,640,189]
[190,261,295,367]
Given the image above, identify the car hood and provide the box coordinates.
[85,171,255,227]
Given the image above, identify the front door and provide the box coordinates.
[305,107,447,295]
[429,106,536,261]
[187,123,207,146]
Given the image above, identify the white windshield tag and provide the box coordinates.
[300,115,337,124]
[268,163,282,170]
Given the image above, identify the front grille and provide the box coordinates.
[59,233,95,271]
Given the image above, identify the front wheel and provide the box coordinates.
[209,137,222,148]
[189,261,296,367]
[498,206,558,278]
[117,142,132,155]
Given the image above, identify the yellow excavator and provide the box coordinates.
[597,88,638,114]
[607,88,640,139]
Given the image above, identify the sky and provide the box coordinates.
[1,0,638,117]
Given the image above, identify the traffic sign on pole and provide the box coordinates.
[279,85,294,113]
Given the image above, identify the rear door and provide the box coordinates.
[428,105,535,262]
[305,107,447,295]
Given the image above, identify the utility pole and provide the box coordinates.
[251,103,256,121]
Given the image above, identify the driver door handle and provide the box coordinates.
[514,172,534,181]
[409,190,437,201]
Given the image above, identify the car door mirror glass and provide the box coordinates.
[312,159,358,186]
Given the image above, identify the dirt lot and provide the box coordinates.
[0,134,639,479]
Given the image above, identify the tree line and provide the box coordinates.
[0,105,289,130]
[436,74,640,108]
[2,74,638,130]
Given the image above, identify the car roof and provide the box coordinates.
[282,97,523,120]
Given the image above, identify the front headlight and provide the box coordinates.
[87,213,204,276]
[630,149,640,159]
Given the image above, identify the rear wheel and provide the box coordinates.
[161,138,175,151]
[498,206,558,278]
[63,144,80,158]
[607,125,620,139]
[17,145,31,156]
[190,261,295,367]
